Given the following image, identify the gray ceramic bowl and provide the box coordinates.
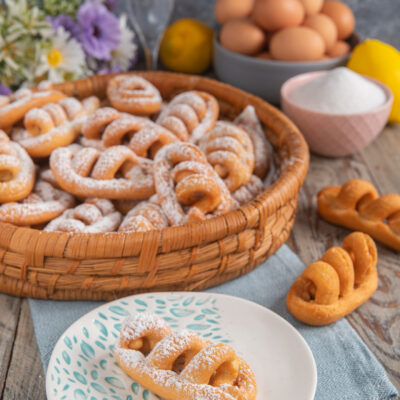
[213,34,359,105]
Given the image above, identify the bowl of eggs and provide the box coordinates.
[213,0,359,104]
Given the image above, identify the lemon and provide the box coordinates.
[347,39,400,123]
[160,18,213,74]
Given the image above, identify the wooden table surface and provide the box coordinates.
[0,124,399,399]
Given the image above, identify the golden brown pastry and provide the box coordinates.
[0,130,35,203]
[200,121,255,192]
[118,201,168,232]
[114,313,257,400]
[232,175,264,207]
[287,232,378,325]
[318,179,400,251]
[0,89,66,130]
[44,198,121,233]
[50,144,155,200]
[156,90,219,142]
[12,96,100,157]
[235,105,270,179]
[107,75,162,115]
[154,142,233,225]
[81,107,179,157]
[0,180,75,226]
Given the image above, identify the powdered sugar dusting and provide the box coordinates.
[44,198,121,233]
[50,145,155,199]
[114,313,256,400]
[235,105,270,179]
[157,91,218,144]
[11,95,100,157]
[107,75,162,114]
[0,180,75,226]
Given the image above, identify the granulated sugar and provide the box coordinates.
[289,67,387,114]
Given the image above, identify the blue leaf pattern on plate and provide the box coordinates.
[73,388,87,400]
[170,308,195,317]
[80,341,95,359]
[186,324,211,330]
[94,320,108,337]
[64,336,73,350]
[105,377,126,389]
[62,350,71,365]
[109,306,130,316]
[90,382,107,394]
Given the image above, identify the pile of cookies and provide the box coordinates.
[0,75,270,233]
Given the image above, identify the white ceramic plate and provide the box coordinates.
[46,292,317,400]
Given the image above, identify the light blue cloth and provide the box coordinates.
[29,245,398,399]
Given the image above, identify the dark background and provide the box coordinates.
[167,0,400,49]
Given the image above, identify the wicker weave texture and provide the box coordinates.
[0,72,309,300]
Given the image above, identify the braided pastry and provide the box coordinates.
[107,75,162,115]
[118,201,168,232]
[318,179,400,251]
[232,175,265,207]
[12,96,100,157]
[235,105,270,179]
[114,313,257,400]
[0,131,35,203]
[287,232,378,325]
[154,142,233,226]
[45,198,121,233]
[50,144,155,199]
[0,180,75,226]
[156,91,219,143]
[0,95,9,108]
[200,121,255,192]
[0,89,66,130]
[82,108,179,157]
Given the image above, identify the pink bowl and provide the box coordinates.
[281,71,393,157]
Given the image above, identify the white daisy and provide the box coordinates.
[5,0,27,18]
[111,15,137,71]
[35,27,85,83]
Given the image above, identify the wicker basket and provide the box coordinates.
[0,72,309,300]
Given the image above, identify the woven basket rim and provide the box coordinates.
[1,71,309,252]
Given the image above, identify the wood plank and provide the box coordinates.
[290,124,400,392]
[0,294,21,398]
[2,299,45,400]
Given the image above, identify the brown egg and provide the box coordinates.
[215,0,254,24]
[256,51,273,60]
[252,0,305,31]
[321,1,355,40]
[270,26,325,61]
[327,40,351,58]
[299,0,323,16]
[304,14,338,51]
[220,19,266,55]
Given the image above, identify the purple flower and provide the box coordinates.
[0,84,11,96]
[104,0,116,11]
[50,15,81,39]
[77,1,120,60]
[97,65,122,75]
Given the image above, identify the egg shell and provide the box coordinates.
[215,0,254,24]
[299,0,323,16]
[270,26,326,61]
[252,0,305,31]
[321,1,355,40]
[328,40,351,58]
[256,51,273,60]
[220,19,266,55]
[304,14,338,51]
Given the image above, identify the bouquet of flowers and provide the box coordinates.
[0,0,138,94]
